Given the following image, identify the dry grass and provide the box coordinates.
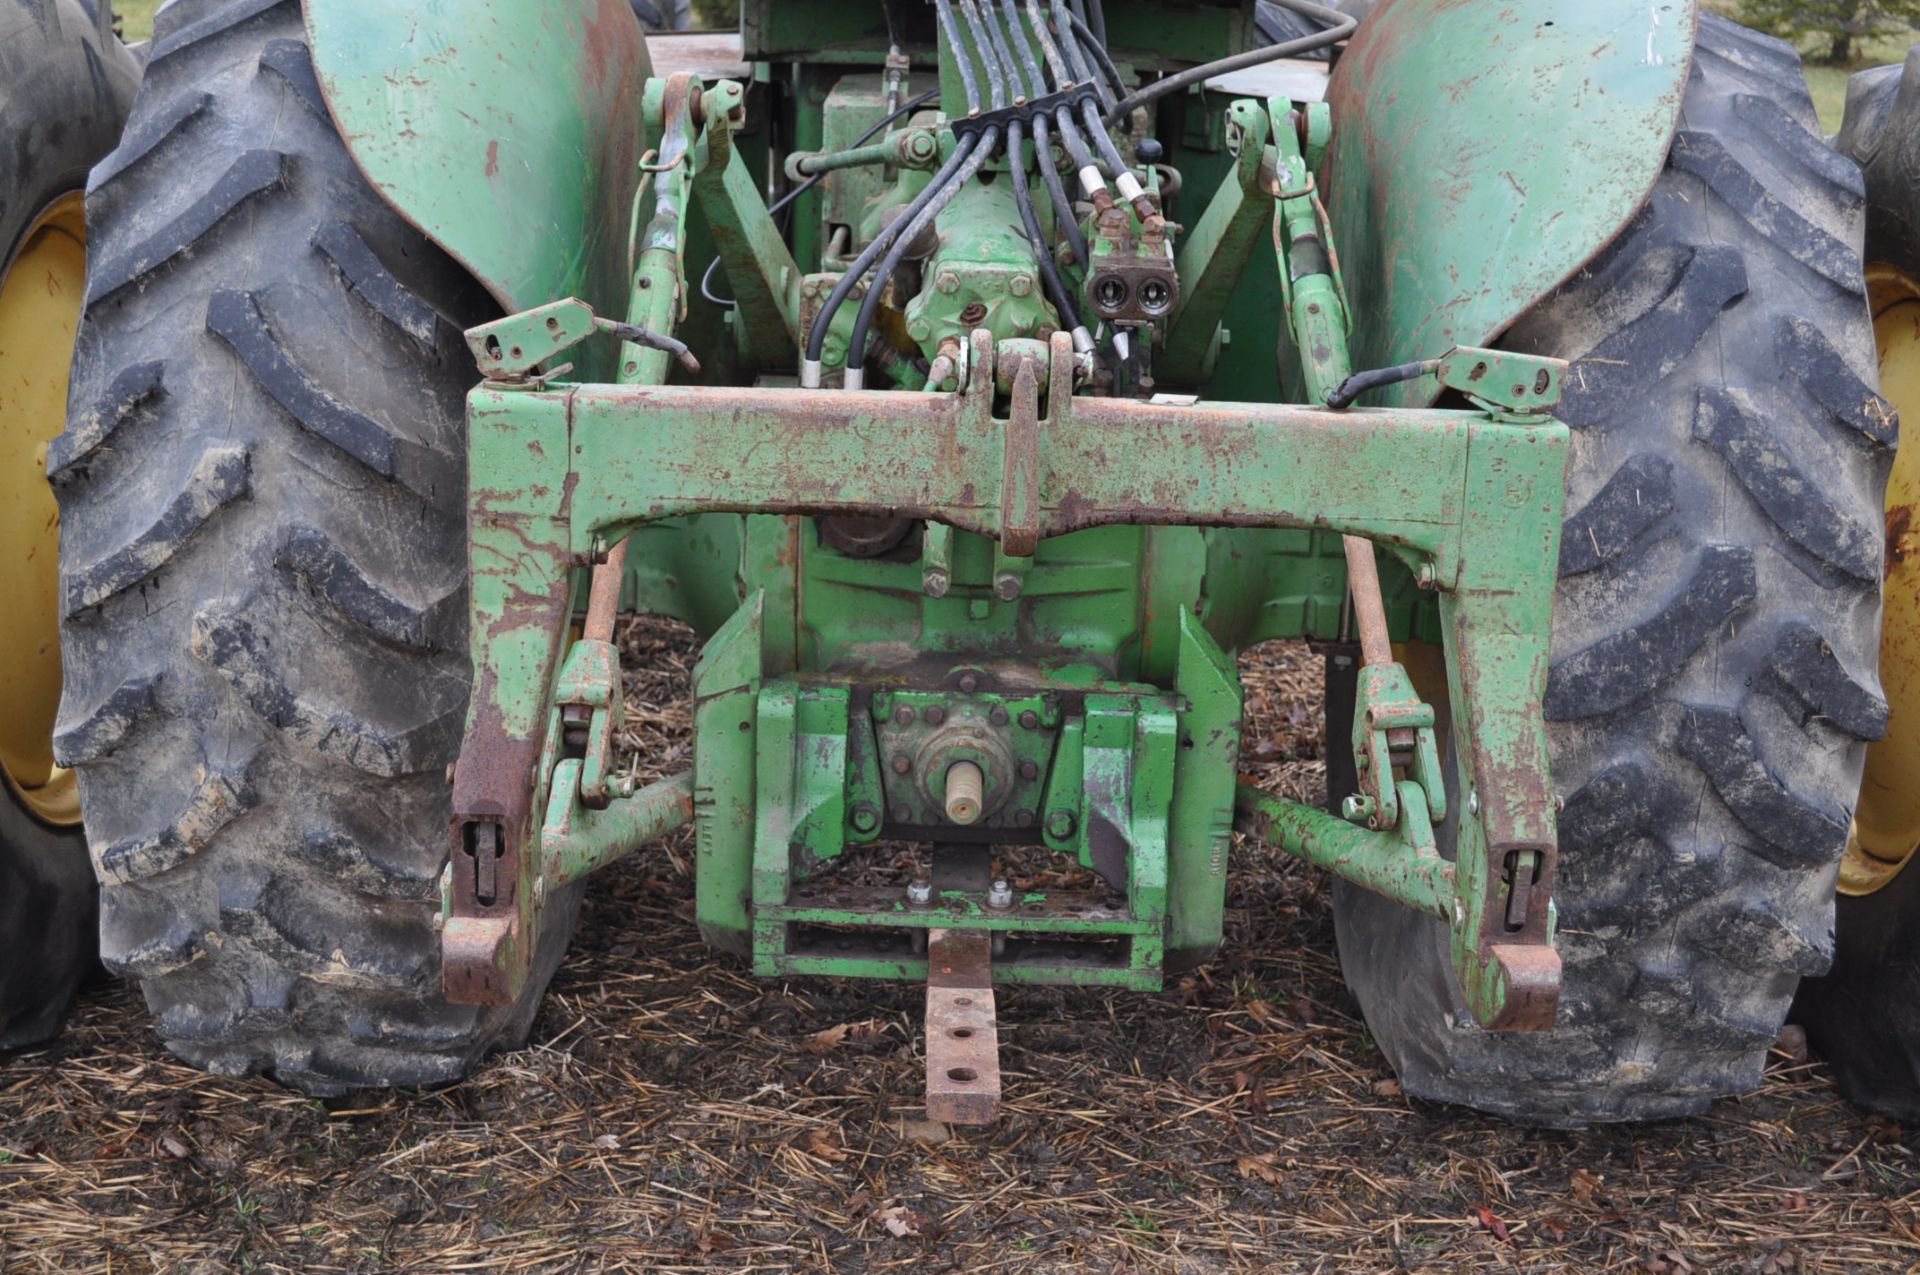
[2,619,1917,1272]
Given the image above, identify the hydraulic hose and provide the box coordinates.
[844,127,999,389]
[954,0,1007,110]
[1107,0,1356,124]
[1063,8,1127,106]
[995,0,1047,99]
[1007,118,1089,350]
[702,89,939,309]
[1030,113,1087,267]
[934,0,984,114]
[803,138,978,383]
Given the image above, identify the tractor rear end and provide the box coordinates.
[32,0,1897,1127]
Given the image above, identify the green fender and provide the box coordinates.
[303,0,652,325]
[1323,0,1698,407]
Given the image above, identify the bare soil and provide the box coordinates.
[1,620,1916,1273]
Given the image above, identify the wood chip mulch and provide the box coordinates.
[2,617,1915,1272]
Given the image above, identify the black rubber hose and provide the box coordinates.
[702,89,939,308]
[995,0,1047,99]
[1050,0,1095,85]
[1107,0,1355,124]
[955,0,1006,110]
[845,127,999,387]
[971,0,1025,104]
[1324,359,1439,409]
[1064,8,1127,106]
[934,0,983,114]
[804,138,977,366]
[1030,114,1087,267]
[1024,0,1073,86]
[1007,118,1084,337]
[1083,0,1107,49]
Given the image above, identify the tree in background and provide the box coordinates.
[1738,0,1920,64]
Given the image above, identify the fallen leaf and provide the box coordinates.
[1474,1206,1513,1244]
[694,1231,734,1254]
[1235,1070,1268,1115]
[591,1133,620,1151]
[1539,1216,1571,1241]
[1569,1167,1603,1207]
[1236,1153,1284,1186]
[158,1134,191,1161]
[802,1127,848,1162]
[801,1024,849,1054]
[878,1203,923,1238]
[1371,1078,1402,1098]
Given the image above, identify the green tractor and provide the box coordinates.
[5,0,1919,1127]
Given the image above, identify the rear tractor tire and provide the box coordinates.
[1789,48,1920,1123]
[1329,15,1890,1125]
[0,0,139,1049]
[54,0,578,1092]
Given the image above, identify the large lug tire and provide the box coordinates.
[0,0,138,1049]
[1328,14,1890,1125]
[1789,49,1920,1122]
[54,0,580,1092]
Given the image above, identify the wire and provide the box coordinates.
[1105,0,1355,123]
[1324,359,1438,409]
[701,88,939,309]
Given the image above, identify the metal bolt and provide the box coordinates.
[937,272,962,295]
[924,706,946,726]
[1018,710,1039,729]
[894,704,917,726]
[959,301,989,326]
[908,317,932,341]
[1416,563,1437,590]
[923,567,950,598]
[891,754,913,775]
[908,879,934,907]
[1468,790,1480,816]
[989,705,1010,727]
[1015,808,1035,827]
[850,802,881,834]
[893,803,915,823]
[987,879,1014,910]
[534,876,547,903]
[994,572,1023,601]
[1018,760,1040,781]
[958,672,979,693]
[1045,809,1077,840]
[1009,274,1035,298]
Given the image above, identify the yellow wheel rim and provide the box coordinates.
[0,193,86,827]
[1843,264,1920,895]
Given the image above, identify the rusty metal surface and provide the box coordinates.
[1483,944,1563,1033]
[925,929,1000,1125]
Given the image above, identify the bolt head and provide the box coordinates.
[908,879,934,906]
[1018,760,1040,781]
[937,272,962,294]
[1468,790,1480,816]
[894,705,917,726]
[1010,274,1035,298]
[987,879,1014,909]
[989,705,1010,727]
[892,803,915,823]
[923,706,946,726]
[891,754,913,775]
[1018,710,1039,730]
[923,568,950,598]
[850,802,881,833]
[1045,810,1077,840]
[1015,808,1035,827]
[994,573,1023,601]
[958,672,979,693]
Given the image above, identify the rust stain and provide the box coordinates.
[1888,504,1915,579]
[485,139,501,178]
